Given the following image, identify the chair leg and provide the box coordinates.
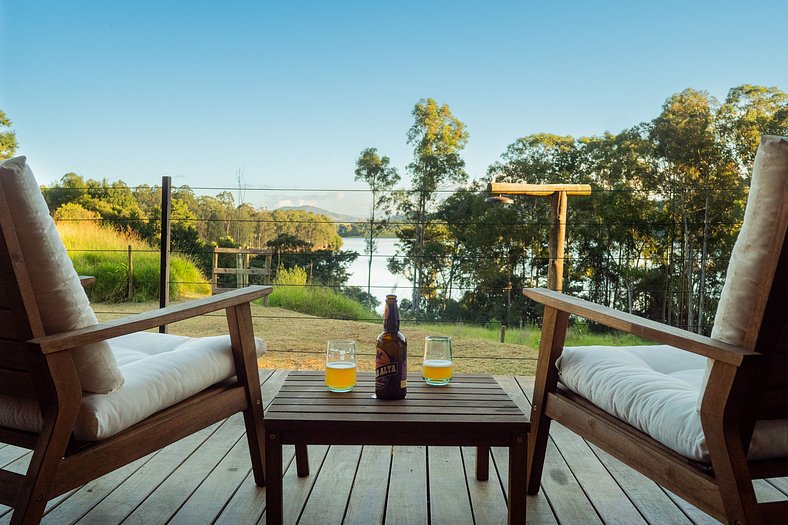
[226,302,268,486]
[14,355,81,525]
[526,306,568,495]
[476,446,490,481]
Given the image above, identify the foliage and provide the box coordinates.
[56,220,211,302]
[413,84,788,335]
[390,98,469,314]
[267,266,379,321]
[354,147,401,295]
[0,110,18,160]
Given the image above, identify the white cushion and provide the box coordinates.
[701,136,788,397]
[557,345,788,461]
[0,331,266,440]
[0,156,124,393]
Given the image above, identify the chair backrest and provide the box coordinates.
[0,156,124,395]
[705,136,788,418]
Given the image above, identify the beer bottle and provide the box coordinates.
[375,294,407,400]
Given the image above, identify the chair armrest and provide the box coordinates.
[79,275,96,287]
[523,288,758,367]
[31,286,272,354]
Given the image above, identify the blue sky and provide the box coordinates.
[2,1,787,215]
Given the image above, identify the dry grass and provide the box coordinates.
[93,301,538,376]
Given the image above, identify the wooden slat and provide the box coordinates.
[213,268,270,276]
[297,445,362,524]
[386,446,428,524]
[0,342,36,371]
[0,370,35,399]
[342,446,390,525]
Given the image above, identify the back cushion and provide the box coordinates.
[711,136,788,347]
[700,136,788,405]
[0,156,124,393]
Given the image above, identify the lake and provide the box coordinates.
[341,237,412,311]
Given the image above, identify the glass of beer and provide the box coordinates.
[325,339,357,392]
[422,336,452,386]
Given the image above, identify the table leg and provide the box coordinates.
[265,431,283,525]
[476,445,490,481]
[507,434,527,525]
[296,443,310,477]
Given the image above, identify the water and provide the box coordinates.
[342,237,412,311]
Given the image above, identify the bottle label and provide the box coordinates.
[375,349,397,389]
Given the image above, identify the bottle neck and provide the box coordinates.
[383,301,399,333]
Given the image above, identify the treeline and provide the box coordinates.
[361,86,788,333]
[40,179,362,293]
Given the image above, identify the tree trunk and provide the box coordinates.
[683,195,694,331]
[697,192,710,334]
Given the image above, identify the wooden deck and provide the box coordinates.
[2,370,787,524]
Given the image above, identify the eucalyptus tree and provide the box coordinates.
[650,88,744,332]
[354,147,400,295]
[391,98,468,313]
[0,110,17,160]
[717,85,788,170]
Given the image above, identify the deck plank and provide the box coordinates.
[461,446,508,525]
[385,446,428,525]
[213,446,296,525]
[343,446,391,525]
[428,447,474,525]
[3,371,787,524]
[298,445,362,524]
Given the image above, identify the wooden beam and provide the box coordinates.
[487,182,592,196]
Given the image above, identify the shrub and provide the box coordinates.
[268,266,378,321]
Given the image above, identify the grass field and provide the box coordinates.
[93,300,653,376]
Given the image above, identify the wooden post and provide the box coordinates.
[499,324,507,343]
[159,176,171,333]
[547,191,568,292]
[487,183,590,293]
[127,245,133,300]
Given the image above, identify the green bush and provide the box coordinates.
[57,221,211,302]
[267,266,379,321]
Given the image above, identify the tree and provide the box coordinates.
[0,110,18,160]
[354,147,400,295]
[393,98,469,313]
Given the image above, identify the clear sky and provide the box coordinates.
[2,0,787,216]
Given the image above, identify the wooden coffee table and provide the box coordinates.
[264,371,529,524]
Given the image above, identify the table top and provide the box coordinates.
[264,371,529,439]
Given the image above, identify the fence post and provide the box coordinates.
[127,245,133,300]
[499,325,507,343]
[159,176,172,333]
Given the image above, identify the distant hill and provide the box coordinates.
[276,205,364,223]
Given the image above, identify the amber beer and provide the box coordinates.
[325,361,356,392]
[375,295,407,399]
[422,359,453,383]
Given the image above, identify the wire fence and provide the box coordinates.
[50,179,748,368]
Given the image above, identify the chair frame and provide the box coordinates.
[0,178,272,524]
[525,182,787,524]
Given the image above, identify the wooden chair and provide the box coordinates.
[0,156,272,524]
[525,135,788,524]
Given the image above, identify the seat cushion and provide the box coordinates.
[557,345,788,462]
[0,156,124,393]
[0,331,266,441]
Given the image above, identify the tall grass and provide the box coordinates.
[57,221,211,302]
[267,266,379,321]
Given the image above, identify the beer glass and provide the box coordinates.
[422,336,452,386]
[325,339,357,392]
